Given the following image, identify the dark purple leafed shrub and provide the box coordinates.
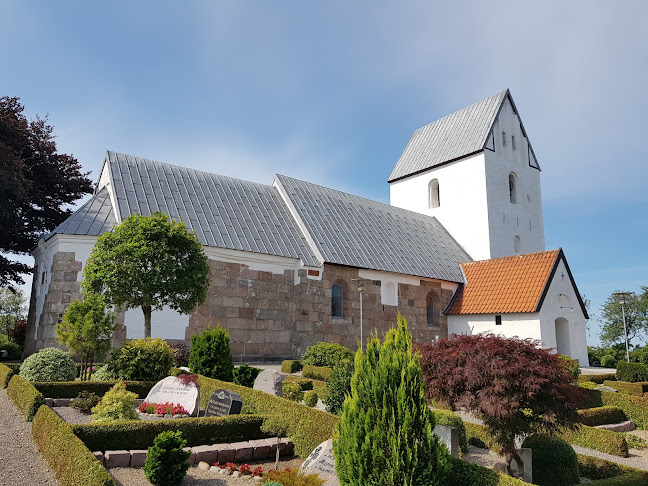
[169,342,190,367]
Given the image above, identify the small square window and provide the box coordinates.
[495,315,502,325]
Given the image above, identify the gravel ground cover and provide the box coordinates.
[0,389,60,486]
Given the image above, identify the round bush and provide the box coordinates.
[282,381,304,402]
[521,434,579,486]
[144,430,190,486]
[108,338,174,381]
[304,390,318,407]
[20,347,77,382]
[601,354,617,368]
[90,381,139,423]
[188,326,234,381]
[233,363,261,388]
[301,342,354,367]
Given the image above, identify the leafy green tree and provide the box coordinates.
[81,212,210,338]
[600,287,648,347]
[56,294,117,380]
[334,315,449,486]
[0,96,93,289]
[0,288,26,337]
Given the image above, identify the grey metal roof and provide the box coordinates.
[275,174,471,282]
[47,187,115,239]
[105,151,319,266]
[388,89,509,182]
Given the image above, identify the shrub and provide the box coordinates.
[6,374,45,421]
[559,425,629,457]
[586,387,645,428]
[90,381,139,423]
[577,453,648,485]
[605,380,648,394]
[108,338,174,381]
[70,391,101,414]
[91,363,118,381]
[0,336,23,360]
[262,468,324,486]
[282,381,304,402]
[281,360,303,373]
[144,430,190,486]
[31,406,114,486]
[324,358,354,415]
[20,347,77,382]
[33,380,155,399]
[445,456,528,486]
[300,342,354,367]
[233,363,262,388]
[0,362,14,388]
[432,409,468,454]
[188,326,234,381]
[558,354,581,380]
[302,365,332,382]
[578,406,627,426]
[304,390,318,407]
[169,342,190,367]
[602,355,617,368]
[521,434,578,486]
[287,378,313,391]
[578,373,616,384]
[617,362,648,382]
[334,316,449,485]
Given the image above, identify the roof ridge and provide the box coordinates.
[462,249,559,265]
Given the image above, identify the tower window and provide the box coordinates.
[331,283,343,318]
[514,235,521,254]
[502,131,507,146]
[428,179,440,208]
[426,294,435,326]
[509,173,518,204]
[512,135,516,150]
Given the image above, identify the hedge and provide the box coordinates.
[284,375,328,401]
[281,360,302,373]
[32,406,114,486]
[578,406,627,426]
[0,363,14,388]
[3,362,21,373]
[432,410,468,454]
[6,374,46,421]
[33,380,156,399]
[616,362,648,383]
[301,365,332,382]
[195,373,339,457]
[603,380,648,395]
[73,415,265,452]
[465,420,628,458]
[587,388,645,429]
[578,454,648,485]
[445,456,529,485]
[578,373,616,384]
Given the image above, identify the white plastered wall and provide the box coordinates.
[389,153,491,260]
[447,313,542,341]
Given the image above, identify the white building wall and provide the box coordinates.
[389,153,492,260]
[484,97,545,258]
[447,313,542,341]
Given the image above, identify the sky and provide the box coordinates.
[2,1,647,347]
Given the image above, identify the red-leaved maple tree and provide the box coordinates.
[418,334,587,475]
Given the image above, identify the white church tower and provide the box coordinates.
[389,89,545,261]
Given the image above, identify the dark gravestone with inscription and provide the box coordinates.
[205,389,242,417]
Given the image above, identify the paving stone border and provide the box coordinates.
[94,437,294,468]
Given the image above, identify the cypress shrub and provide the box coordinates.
[188,326,234,381]
[521,434,579,486]
[616,362,648,383]
[333,315,449,485]
[144,431,190,486]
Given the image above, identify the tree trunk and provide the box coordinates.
[143,305,152,338]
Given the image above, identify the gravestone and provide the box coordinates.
[299,439,338,486]
[433,424,460,458]
[205,389,242,417]
[253,369,286,397]
[144,376,200,416]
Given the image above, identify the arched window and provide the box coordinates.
[426,294,435,326]
[509,173,517,204]
[428,179,440,208]
[514,235,521,254]
[331,283,343,318]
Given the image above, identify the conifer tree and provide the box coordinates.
[333,315,449,485]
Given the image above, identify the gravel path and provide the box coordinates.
[0,389,60,486]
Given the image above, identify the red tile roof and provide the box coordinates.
[446,249,561,315]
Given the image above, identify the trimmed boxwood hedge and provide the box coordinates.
[281,360,302,373]
[33,380,156,399]
[578,373,616,384]
[0,363,14,388]
[432,410,468,454]
[32,406,114,486]
[578,454,648,485]
[301,365,332,382]
[578,406,627,426]
[6,374,45,421]
[445,456,529,485]
[72,415,266,452]
[603,380,648,395]
[616,362,648,383]
[284,375,328,401]
[587,388,645,429]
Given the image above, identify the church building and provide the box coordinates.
[25,89,590,365]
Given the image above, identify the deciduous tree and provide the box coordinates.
[81,212,210,338]
[418,333,586,477]
[0,96,93,289]
[599,287,648,347]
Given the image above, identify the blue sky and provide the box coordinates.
[2,1,647,347]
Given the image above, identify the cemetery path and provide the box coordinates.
[0,389,60,486]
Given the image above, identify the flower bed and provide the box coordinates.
[137,401,189,417]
